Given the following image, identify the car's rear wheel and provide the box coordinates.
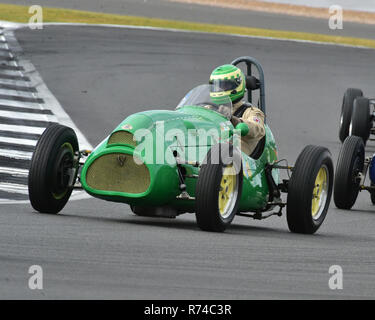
[339,88,362,142]
[287,145,333,234]
[28,124,79,214]
[195,143,243,232]
[350,97,372,145]
[334,136,364,209]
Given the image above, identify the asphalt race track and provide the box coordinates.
[0,25,375,299]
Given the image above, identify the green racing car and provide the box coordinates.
[28,56,333,234]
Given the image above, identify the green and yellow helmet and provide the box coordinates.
[209,64,246,104]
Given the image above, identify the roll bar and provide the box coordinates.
[231,56,266,115]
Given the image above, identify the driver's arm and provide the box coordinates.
[240,107,265,140]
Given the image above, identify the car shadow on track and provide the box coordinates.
[124,217,280,234]
[57,211,375,243]
[342,208,375,215]
[58,211,340,240]
[60,211,283,234]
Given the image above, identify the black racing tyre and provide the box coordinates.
[350,97,372,144]
[334,136,364,209]
[28,124,79,214]
[339,88,363,142]
[195,143,243,232]
[287,145,333,234]
[371,183,375,205]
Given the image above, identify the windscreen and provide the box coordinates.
[176,84,232,119]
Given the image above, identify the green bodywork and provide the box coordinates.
[80,106,279,213]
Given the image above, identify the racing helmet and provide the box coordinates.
[209,64,245,104]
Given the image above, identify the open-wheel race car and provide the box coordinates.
[339,88,375,145]
[28,56,333,234]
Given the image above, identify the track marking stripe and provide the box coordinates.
[0,136,37,146]
[0,51,11,58]
[0,155,30,169]
[0,69,23,76]
[0,99,43,109]
[0,192,28,201]
[0,148,33,159]
[0,79,33,86]
[0,172,28,185]
[0,124,45,135]
[0,28,92,203]
[0,93,43,103]
[0,116,56,127]
[0,190,91,204]
[0,65,24,71]
[0,88,37,98]
[0,110,56,122]
[0,182,28,194]
[0,141,35,152]
[0,60,18,67]
[0,166,28,175]
[0,73,29,81]
[0,104,52,114]
[0,130,39,140]
[0,129,39,140]
[0,83,36,92]
[0,56,16,62]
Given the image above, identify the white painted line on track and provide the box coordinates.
[0,182,28,194]
[0,166,28,176]
[0,110,56,122]
[0,79,32,87]
[0,136,37,147]
[0,124,45,135]
[0,190,91,204]
[0,51,12,58]
[0,149,33,160]
[0,69,24,77]
[0,27,93,204]
[0,199,25,204]
[0,88,35,97]
[0,99,40,109]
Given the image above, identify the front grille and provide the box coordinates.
[108,131,136,147]
[86,153,150,194]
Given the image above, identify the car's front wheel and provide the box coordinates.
[195,144,243,232]
[286,145,333,234]
[28,124,79,214]
[334,135,364,209]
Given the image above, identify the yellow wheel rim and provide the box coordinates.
[218,165,238,218]
[311,165,328,220]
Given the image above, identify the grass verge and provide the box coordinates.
[1,3,375,48]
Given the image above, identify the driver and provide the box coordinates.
[209,64,265,155]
